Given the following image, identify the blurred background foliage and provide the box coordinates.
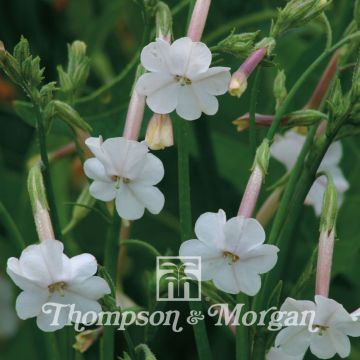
[0,0,359,359]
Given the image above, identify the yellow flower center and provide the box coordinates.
[48,281,67,296]
[223,251,240,264]
[111,176,130,189]
[175,75,192,86]
[313,324,329,336]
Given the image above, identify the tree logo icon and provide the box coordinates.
[156,256,201,301]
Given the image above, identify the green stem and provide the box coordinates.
[0,201,25,252]
[249,68,261,156]
[265,32,360,143]
[101,209,121,360]
[35,106,62,240]
[175,117,213,360]
[119,239,161,258]
[236,293,250,360]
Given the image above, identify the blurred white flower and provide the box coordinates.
[6,240,110,332]
[179,210,279,295]
[266,347,303,360]
[270,131,349,215]
[0,276,18,338]
[136,37,231,121]
[275,295,360,359]
[84,136,165,220]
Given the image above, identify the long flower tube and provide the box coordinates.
[187,0,211,42]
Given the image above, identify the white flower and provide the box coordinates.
[136,37,231,121]
[266,347,304,360]
[275,295,360,359]
[179,210,279,295]
[6,240,111,332]
[270,130,349,215]
[0,276,18,338]
[84,136,165,220]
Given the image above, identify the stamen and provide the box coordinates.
[174,75,192,86]
[48,281,67,296]
[223,251,240,264]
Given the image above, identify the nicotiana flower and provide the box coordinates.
[6,240,110,332]
[0,276,18,338]
[266,347,304,360]
[270,130,349,215]
[275,295,360,359]
[136,37,231,121]
[179,210,279,295]
[84,136,165,220]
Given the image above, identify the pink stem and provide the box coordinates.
[315,229,335,297]
[238,166,263,218]
[187,0,211,42]
[122,90,146,141]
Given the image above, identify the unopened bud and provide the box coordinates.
[327,79,349,120]
[217,31,259,58]
[63,185,96,235]
[229,71,247,97]
[320,175,338,233]
[274,69,287,110]
[27,163,54,241]
[71,40,87,58]
[286,109,326,128]
[156,2,172,41]
[52,100,92,132]
[73,327,103,353]
[145,113,174,150]
[253,138,270,175]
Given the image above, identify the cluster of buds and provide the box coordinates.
[270,0,332,38]
[57,40,90,98]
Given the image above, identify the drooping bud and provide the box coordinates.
[145,113,174,150]
[63,184,96,235]
[156,2,172,41]
[273,69,287,111]
[51,100,92,132]
[73,327,103,353]
[270,0,332,38]
[216,31,259,59]
[285,109,326,128]
[27,163,55,241]
[229,47,267,98]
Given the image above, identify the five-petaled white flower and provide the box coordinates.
[179,210,279,295]
[270,130,349,215]
[136,37,231,121]
[275,295,360,359]
[84,136,165,220]
[6,240,110,332]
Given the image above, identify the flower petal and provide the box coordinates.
[223,217,266,256]
[146,81,179,114]
[241,244,279,274]
[185,41,212,78]
[127,183,165,215]
[84,158,112,182]
[168,37,194,75]
[306,180,325,216]
[15,289,49,319]
[176,85,202,120]
[136,153,164,186]
[275,325,311,356]
[7,258,43,291]
[179,239,223,281]
[192,83,219,116]
[320,141,342,168]
[266,347,305,360]
[212,262,242,294]
[67,276,110,300]
[89,180,116,202]
[115,184,145,220]
[309,330,339,359]
[141,39,171,72]
[233,263,262,296]
[69,254,98,283]
[194,210,226,248]
[193,67,231,95]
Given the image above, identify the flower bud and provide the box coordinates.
[253,138,270,175]
[271,0,331,38]
[51,100,92,132]
[63,184,96,235]
[27,163,55,241]
[156,2,172,41]
[145,113,174,150]
[327,79,349,120]
[216,31,259,58]
[73,327,103,353]
[274,69,287,111]
[285,109,326,128]
[319,175,338,233]
[228,71,247,97]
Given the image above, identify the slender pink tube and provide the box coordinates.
[187,0,211,42]
[122,91,146,141]
[315,229,335,297]
[34,202,55,241]
[238,165,263,218]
